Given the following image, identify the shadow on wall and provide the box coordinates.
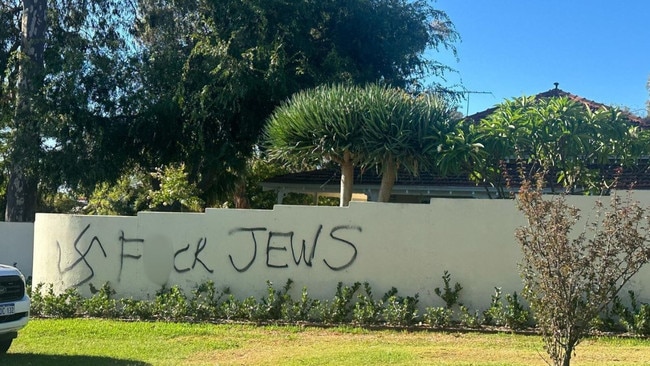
[0,222,35,278]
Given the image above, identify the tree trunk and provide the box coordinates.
[560,337,578,366]
[339,150,354,207]
[233,178,250,208]
[5,0,47,222]
[377,158,397,202]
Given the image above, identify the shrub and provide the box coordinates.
[38,284,82,318]
[352,282,382,325]
[315,282,361,324]
[503,292,531,330]
[434,271,462,309]
[516,177,650,366]
[482,287,506,327]
[281,286,318,322]
[220,293,243,320]
[423,307,452,328]
[381,288,419,326]
[613,291,650,335]
[153,285,189,321]
[82,283,119,318]
[121,298,154,320]
[189,281,224,321]
[28,283,45,317]
[459,305,481,328]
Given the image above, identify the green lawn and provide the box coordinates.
[3,318,650,365]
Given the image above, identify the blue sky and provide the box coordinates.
[431,1,649,117]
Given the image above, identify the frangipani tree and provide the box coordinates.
[473,96,640,195]
[264,83,463,205]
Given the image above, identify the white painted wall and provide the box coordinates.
[32,192,650,310]
[0,222,34,277]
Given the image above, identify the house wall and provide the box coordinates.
[32,192,650,310]
[0,222,34,277]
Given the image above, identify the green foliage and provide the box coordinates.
[254,279,294,322]
[237,156,289,209]
[613,291,650,335]
[189,281,226,320]
[280,193,340,207]
[482,287,506,327]
[84,164,203,215]
[381,288,420,326]
[423,306,452,328]
[435,118,486,179]
[26,278,650,338]
[82,283,119,318]
[121,298,154,321]
[353,282,383,325]
[317,282,362,324]
[265,83,466,204]
[153,285,189,321]
[433,270,463,309]
[1,0,139,220]
[504,292,531,330]
[37,191,82,214]
[458,305,481,328]
[83,168,149,215]
[37,284,83,318]
[134,0,459,206]
[240,296,264,322]
[471,96,643,196]
[235,279,308,323]
[358,89,463,201]
[147,164,204,212]
[233,152,342,209]
[481,288,531,330]
[220,293,243,321]
[281,286,319,323]
[28,283,45,317]
[265,84,368,169]
[26,280,441,328]
[2,0,459,212]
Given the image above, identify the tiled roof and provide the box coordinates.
[264,168,476,187]
[263,164,650,191]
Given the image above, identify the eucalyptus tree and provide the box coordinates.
[40,0,140,190]
[0,3,21,114]
[472,96,639,196]
[3,0,46,222]
[1,0,139,220]
[0,2,21,210]
[133,0,459,207]
[41,0,139,190]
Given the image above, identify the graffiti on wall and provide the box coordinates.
[56,223,362,287]
[56,224,107,286]
[227,225,360,272]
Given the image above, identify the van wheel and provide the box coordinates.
[0,339,12,354]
